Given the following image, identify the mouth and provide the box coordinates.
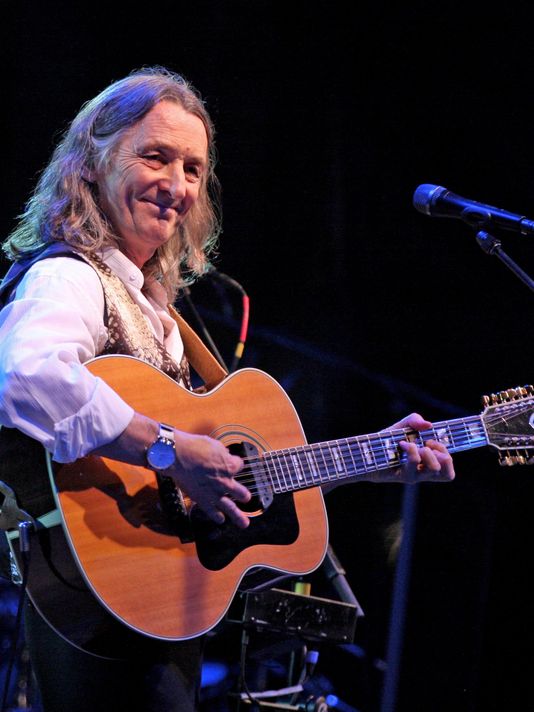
[142,199,180,218]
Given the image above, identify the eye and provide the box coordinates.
[142,153,165,165]
[185,164,202,180]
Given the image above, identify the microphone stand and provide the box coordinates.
[0,481,35,712]
[322,544,364,616]
[476,230,534,293]
[180,286,229,372]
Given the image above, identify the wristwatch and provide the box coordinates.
[146,423,176,471]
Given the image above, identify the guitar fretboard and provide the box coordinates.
[260,416,487,493]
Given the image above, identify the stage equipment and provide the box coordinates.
[241,586,358,644]
[226,556,363,712]
[414,184,534,293]
[413,183,534,235]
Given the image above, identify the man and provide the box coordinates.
[0,67,454,711]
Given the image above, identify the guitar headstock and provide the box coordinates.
[481,386,534,465]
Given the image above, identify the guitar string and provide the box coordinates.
[233,407,532,480]
[234,426,478,492]
[230,402,533,495]
[247,398,529,480]
[234,399,532,472]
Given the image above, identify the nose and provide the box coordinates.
[158,161,187,203]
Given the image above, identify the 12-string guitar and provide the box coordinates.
[8,355,534,656]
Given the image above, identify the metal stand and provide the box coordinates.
[0,481,36,712]
[379,485,419,712]
[322,546,364,616]
[379,224,534,710]
[476,230,534,292]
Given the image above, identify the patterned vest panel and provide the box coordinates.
[81,252,191,388]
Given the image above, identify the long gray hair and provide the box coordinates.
[3,66,221,300]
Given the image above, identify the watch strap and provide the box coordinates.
[157,422,175,445]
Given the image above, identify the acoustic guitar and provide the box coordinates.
[7,355,534,657]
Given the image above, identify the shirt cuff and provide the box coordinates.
[53,377,134,462]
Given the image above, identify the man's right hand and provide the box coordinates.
[170,431,251,529]
[91,413,251,529]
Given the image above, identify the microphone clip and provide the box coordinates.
[0,480,35,536]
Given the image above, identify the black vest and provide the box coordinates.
[0,245,89,518]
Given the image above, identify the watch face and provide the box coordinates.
[147,440,175,470]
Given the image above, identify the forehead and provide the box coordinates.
[125,100,208,157]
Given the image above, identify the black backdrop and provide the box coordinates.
[2,2,533,710]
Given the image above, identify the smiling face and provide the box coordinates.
[94,100,209,268]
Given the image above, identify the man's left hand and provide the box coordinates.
[386,412,455,484]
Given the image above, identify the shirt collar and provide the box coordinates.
[100,247,145,291]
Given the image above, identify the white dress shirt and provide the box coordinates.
[0,248,184,462]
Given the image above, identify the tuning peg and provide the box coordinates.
[520,449,534,465]
[499,450,532,466]
[484,392,500,405]
[482,384,533,406]
[499,389,520,402]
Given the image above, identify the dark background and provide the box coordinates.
[1,2,533,710]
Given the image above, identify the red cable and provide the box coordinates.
[239,294,250,344]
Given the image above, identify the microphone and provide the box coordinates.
[413,184,534,235]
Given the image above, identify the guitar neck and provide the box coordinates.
[262,414,487,493]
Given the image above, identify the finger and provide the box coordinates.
[439,457,455,480]
[229,481,252,503]
[425,439,448,453]
[424,440,455,481]
[400,441,442,470]
[219,496,250,529]
[399,440,421,464]
[225,453,244,475]
[417,453,455,482]
[212,465,251,503]
[427,444,455,480]
[418,446,442,472]
[390,413,432,431]
[399,442,442,482]
[217,476,251,503]
[398,440,455,483]
[203,504,226,526]
[397,441,421,482]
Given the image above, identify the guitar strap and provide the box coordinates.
[167,305,228,390]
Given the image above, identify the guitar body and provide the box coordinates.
[11,353,531,654]
[47,356,328,645]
